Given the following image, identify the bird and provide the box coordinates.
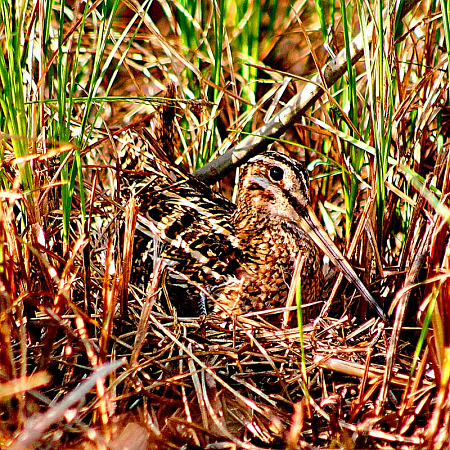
[124,140,386,323]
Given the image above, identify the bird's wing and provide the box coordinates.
[119,132,239,292]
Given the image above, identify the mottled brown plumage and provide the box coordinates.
[127,146,386,323]
[214,152,322,318]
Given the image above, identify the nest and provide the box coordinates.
[5,293,431,449]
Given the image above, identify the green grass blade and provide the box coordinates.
[440,0,450,83]
[0,0,34,202]
[314,0,327,41]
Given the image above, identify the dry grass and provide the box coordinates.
[1,0,450,449]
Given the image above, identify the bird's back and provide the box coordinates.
[120,137,240,315]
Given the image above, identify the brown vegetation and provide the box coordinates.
[1,0,450,448]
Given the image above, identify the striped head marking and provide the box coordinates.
[237,151,311,223]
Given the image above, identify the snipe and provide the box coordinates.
[126,144,386,323]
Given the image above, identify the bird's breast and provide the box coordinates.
[212,220,323,317]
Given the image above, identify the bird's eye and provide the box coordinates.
[269,166,284,182]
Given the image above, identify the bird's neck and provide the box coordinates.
[231,208,301,264]
[231,207,270,237]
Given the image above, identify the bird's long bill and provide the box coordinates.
[298,205,387,322]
